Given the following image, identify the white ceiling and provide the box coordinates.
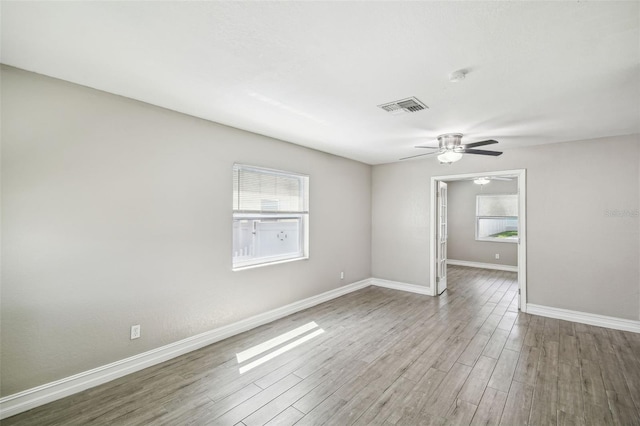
[2,1,639,165]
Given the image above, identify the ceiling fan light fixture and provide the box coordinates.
[437,151,463,164]
[474,177,490,185]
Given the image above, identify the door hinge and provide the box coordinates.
[518,289,521,294]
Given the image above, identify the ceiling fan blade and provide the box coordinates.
[491,176,512,181]
[414,145,439,149]
[462,149,503,156]
[399,151,440,160]
[463,139,498,148]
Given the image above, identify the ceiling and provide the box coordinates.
[2,1,639,165]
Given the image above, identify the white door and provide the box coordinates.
[437,181,448,295]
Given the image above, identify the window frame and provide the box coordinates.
[232,164,309,271]
[475,193,519,244]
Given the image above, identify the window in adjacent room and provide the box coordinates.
[476,194,518,242]
[232,164,309,270]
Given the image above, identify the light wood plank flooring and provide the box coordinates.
[4,266,640,425]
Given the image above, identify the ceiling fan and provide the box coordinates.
[400,133,503,163]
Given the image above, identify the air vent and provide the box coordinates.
[378,97,428,114]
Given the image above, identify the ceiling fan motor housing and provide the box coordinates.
[438,133,464,150]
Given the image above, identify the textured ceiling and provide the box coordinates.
[2,1,639,164]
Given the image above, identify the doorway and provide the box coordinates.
[429,169,527,311]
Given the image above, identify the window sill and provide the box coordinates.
[232,256,309,271]
[476,238,519,244]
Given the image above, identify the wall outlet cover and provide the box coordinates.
[130,325,141,340]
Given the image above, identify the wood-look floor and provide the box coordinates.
[4,266,640,425]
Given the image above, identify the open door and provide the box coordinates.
[436,181,448,295]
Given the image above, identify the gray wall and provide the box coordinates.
[447,180,518,266]
[372,135,640,321]
[0,66,372,396]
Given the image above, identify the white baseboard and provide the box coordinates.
[527,303,640,334]
[371,278,431,295]
[447,259,518,272]
[0,278,372,420]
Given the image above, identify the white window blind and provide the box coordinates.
[476,194,518,217]
[233,165,308,214]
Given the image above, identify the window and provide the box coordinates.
[232,164,309,269]
[476,194,518,243]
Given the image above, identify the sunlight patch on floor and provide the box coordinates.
[236,321,325,374]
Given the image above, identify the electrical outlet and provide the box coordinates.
[130,324,141,340]
[340,271,344,280]
[495,253,500,260]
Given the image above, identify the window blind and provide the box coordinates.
[233,164,308,214]
[477,194,518,217]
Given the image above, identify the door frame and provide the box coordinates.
[429,169,527,311]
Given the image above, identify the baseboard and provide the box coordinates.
[527,303,640,334]
[371,278,431,295]
[447,259,518,272]
[0,278,372,420]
